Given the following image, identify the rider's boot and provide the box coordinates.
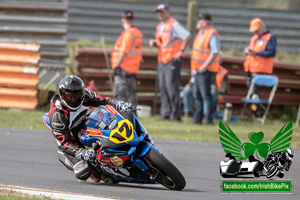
[89,167,101,183]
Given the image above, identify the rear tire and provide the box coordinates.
[144,149,186,191]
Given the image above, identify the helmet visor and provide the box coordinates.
[61,90,83,105]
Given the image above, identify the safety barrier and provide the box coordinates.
[0,0,68,87]
[68,0,300,53]
[76,48,300,115]
[0,42,41,109]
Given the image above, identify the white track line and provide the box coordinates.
[0,185,116,200]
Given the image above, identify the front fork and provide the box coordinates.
[130,141,160,172]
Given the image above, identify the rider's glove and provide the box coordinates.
[116,101,133,113]
[285,160,292,171]
[76,148,95,162]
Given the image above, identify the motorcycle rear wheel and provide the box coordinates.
[144,149,186,191]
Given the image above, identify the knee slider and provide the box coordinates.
[73,160,91,180]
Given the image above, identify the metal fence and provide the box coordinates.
[0,0,68,86]
[68,0,187,44]
[68,0,300,53]
[0,0,299,90]
[202,6,300,53]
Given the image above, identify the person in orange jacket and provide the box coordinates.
[215,66,229,106]
[149,3,191,121]
[191,13,221,125]
[85,80,98,109]
[244,18,277,97]
[111,10,143,107]
[85,80,98,93]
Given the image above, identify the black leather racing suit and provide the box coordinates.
[48,89,116,167]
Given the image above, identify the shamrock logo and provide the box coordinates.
[242,132,270,159]
[219,121,293,161]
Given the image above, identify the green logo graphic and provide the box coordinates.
[219,121,293,161]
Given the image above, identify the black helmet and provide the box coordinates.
[58,75,85,110]
[286,148,294,160]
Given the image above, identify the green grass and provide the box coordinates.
[0,108,299,148]
[0,109,47,130]
[0,195,51,200]
[0,190,54,200]
[0,195,53,200]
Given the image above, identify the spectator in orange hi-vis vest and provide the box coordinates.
[213,66,229,113]
[243,17,276,98]
[149,3,191,121]
[111,10,143,107]
[191,13,221,125]
[215,66,229,102]
[86,80,98,93]
[86,80,98,109]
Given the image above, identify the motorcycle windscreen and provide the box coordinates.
[78,107,118,147]
[82,106,138,147]
[86,107,118,131]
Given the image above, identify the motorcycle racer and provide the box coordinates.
[262,148,294,178]
[48,75,133,182]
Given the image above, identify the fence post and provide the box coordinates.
[186,1,198,49]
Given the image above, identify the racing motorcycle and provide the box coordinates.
[43,105,186,190]
[261,149,294,179]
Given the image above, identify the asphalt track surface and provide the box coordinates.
[0,127,299,200]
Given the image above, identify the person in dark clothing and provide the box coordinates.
[48,75,133,182]
[149,3,191,121]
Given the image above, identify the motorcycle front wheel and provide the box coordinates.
[143,149,186,191]
[266,163,279,179]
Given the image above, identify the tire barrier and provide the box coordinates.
[0,42,40,109]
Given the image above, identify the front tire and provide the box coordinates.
[143,149,186,191]
[266,164,279,179]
